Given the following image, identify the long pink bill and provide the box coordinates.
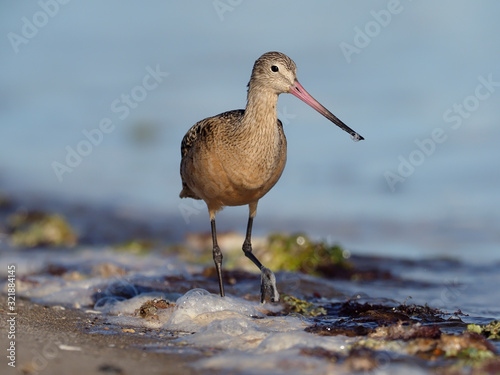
[289,80,364,142]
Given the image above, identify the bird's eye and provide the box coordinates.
[271,65,279,72]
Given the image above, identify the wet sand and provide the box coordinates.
[0,295,203,375]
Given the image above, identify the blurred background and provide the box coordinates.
[1,1,498,262]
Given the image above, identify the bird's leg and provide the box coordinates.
[243,203,279,303]
[242,216,263,269]
[210,218,225,297]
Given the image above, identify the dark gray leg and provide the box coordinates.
[242,210,279,303]
[242,216,263,269]
[211,219,224,297]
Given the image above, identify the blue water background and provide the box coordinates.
[1,1,499,262]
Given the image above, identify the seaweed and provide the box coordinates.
[8,211,77,247]
[135,299,175,319]
[281,294,326,317]
[467,320,500,340]
[265,233,352,275]
[113,239,155,255]
[324,300,446,324]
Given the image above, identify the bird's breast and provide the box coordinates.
[220,122,287,193]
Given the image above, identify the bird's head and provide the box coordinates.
[248,51,364,141]
[248,51,298,95]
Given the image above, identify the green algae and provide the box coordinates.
[452,347,496,366]
[8,211,77,247]
[264,233,351,275]
[113,239,154,255]
[348,326,498,372]
[467,320,500,340]
[281,294,326,317]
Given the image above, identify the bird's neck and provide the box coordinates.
[239,88,279,136]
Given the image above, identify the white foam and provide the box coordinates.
[19,276,103,308]
[165,289,266,332]
[2,246,189,309]
[157,289,344,357]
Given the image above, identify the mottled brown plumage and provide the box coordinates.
[179,52,363,302]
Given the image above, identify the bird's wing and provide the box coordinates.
[180,109,244,157]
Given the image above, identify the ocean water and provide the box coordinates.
[1,1,499,262]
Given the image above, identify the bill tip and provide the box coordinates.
[351,133,364,142]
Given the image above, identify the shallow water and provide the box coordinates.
[2,240,499,374]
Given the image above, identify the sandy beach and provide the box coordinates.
[0,294,202,375]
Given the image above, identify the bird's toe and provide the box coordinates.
[260,267,279,303]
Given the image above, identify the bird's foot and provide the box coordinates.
[260,267,279,303]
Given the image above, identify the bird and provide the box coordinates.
[179,51,363,303]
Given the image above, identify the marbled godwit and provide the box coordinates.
[180,51,363,302]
